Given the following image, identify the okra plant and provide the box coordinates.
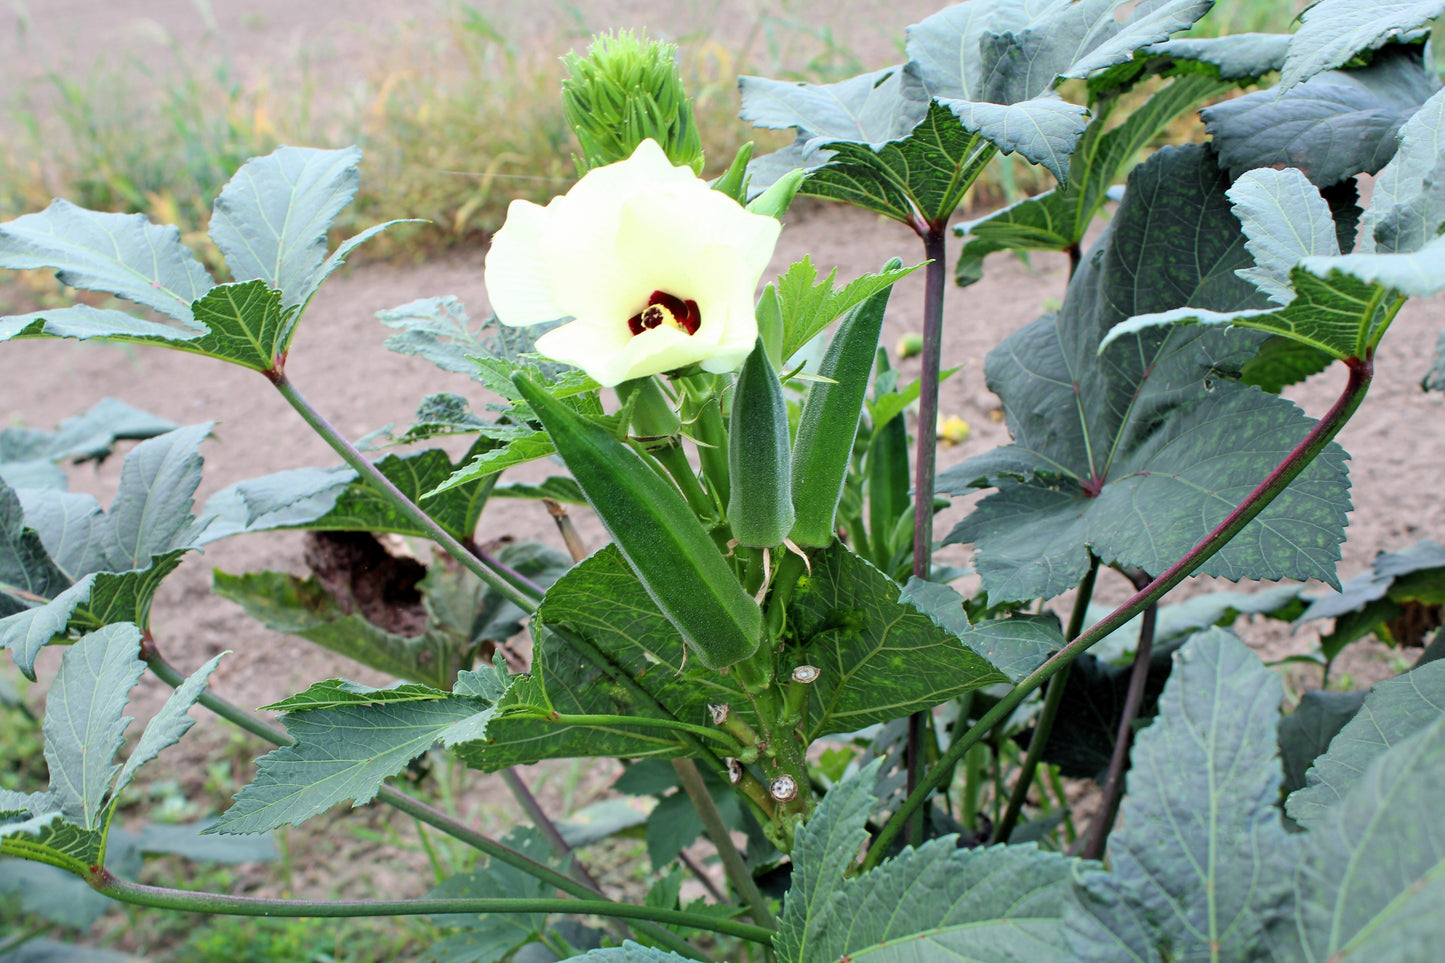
[3,1,1445,960]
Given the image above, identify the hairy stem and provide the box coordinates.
[91,873,774,944]
[863,358,1373,871]
[141,649,713,957]
[1079,570,1158,860]
[993,556,1100,843]
[905,224,950,846]
[673,758,777,929]
[270,371,541,613]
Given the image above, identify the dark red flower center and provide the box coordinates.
[628,290,701,337]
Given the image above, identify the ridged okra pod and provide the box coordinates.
[868,351,911,571]
[514,373,762,668]
[728,338,794,547]
[788,270,898,547]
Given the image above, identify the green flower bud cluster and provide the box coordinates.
[561,30,704,174]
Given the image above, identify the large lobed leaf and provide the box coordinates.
[0,201,213,324]
[1065,629,1297,962]
[213,694,495,834]
[1278,0,1445,92]
[778,759,1073,963]
[0,398,178,492]
[209,146,363,309]
[1272,709,1445,961]
[1285,657,1445,830]
[1205,42,1441,187]
[940,145,1352,604]
[201,440,500,545]
[955,72,1230,285]
[0,425,214,678]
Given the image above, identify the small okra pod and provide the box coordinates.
[788,262,901,547]
[728,337,795,547]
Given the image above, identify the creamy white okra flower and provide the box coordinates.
[484,139,782,387]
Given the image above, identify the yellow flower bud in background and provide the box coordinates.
[561,30,704,175]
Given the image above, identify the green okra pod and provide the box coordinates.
[788,265,900,547]
[728,338,794,547]
[514,373,762,668]
[868,350,911,570]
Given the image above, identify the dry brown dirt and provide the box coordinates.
[2,0,1444,917]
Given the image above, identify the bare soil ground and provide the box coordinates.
[2,0,1444,931]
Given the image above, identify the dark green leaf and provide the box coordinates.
[788,543,1009,737]
[1205,43,1440,186]
[1278,688,1368,798]
[491,476,585,504]
[941,146,1350,603]
[0,200,213,323]
[202,443,496,544]
[1064,629,1296,962]
[261,679,449,713]
[779,757,1071,963]
[0,481,70,619]
[775,760,883,962]
[419,828,556,963]
[955,73,1229,285]
[1358,86,1445,254]
[1272,712,1445,961]
[178,280,296,371]
[739,66,926,155]
[1285,657,1445,830]
[1241,335,1336,393]
[1036,645,1176,781]
[899,577,1059,682]
[213,567,467,691]
[799,99,1001,224]
[1140,32,1293,82]
[1278,0,1445,91]
[213,696,494,834]
[0,398,178,470]
[644,791,703,870]
[208,146,363,309]
[43,623,144,830]
[455,546,749,770]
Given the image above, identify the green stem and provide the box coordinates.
[550,714,745,751]
[91,873,775,944]
[269,371,540,614]
[673,758,777,930]
[653,442,718,522]
[863,358,1373,871]
[992,556,1099,843]
[141,649,713,959]
[905,224,950,846]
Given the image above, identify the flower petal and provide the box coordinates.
[484,199,565,327]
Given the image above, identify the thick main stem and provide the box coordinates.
[1080,570,1158,860]
[863,358,1373,871]
[91,874,774,944]
[672,758,776,929]
[269,371,541,614]
[992,556,1099,843]
[904,224,950,847]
